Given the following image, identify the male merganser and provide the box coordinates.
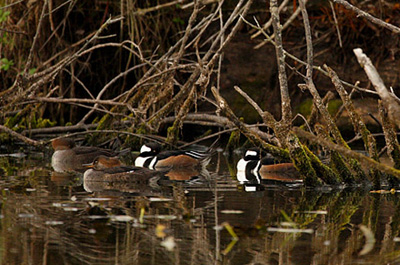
[236,148,301,184]
[135,142,212,170]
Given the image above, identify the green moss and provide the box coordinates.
[304,146,341,185]
[34,118,56,128]
[166,125,179,146]
[330,152,355,184]
[296,98,342,119]
[348,159,369,183]
[287,133,323,186]
[226,130,241,153]
[96,113,112,130]
[296,99,313,117]
[327,99,342,116]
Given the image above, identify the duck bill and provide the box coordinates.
[82,163,94,168]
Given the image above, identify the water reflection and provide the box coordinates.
[1,151,400,264]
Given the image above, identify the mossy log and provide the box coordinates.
[314,124,355,184]
[287,133,323,186]
[378,100,400,187]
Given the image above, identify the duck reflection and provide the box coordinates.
[50,171,83,186]
[82,155,211,196]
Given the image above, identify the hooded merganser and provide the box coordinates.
[134,142,212,170]
[51,138,117,173]
[236,148,301,184]
[83,155,166,182]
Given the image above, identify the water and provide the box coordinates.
[1,148,400,264]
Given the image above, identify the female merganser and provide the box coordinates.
[51,138,117,173]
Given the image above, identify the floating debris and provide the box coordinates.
[18,213,34,218]
[220,210,244,214]
[26,188,36,192]
[110,215,134,222]
[45,221,64,225]
[160,236,176,251]
[139,207,145,223]
[359,225,375,255]
[88,229,96,234]
[295,210,328,215]
[63,207,79,212]
[213,225,223,231]
[156,224,167,238]
[267,227,314,234]
[280,222,298,227]
[149,197,173,202]
[86,215,109,220]
[324,240,331,246]
[70,195,77,201]
[144,215,177,220]
[83,197,112,201]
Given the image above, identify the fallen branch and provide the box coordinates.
[0,125,43,146]
[294,127,400,179]
[353,48,400,128]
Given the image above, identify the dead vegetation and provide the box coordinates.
[1,0,400,187]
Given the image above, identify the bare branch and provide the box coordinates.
[333,0,400,34]
[353,48,400,127]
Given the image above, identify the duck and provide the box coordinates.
[134,142,212,170]
[236,148,301,184]
[51,138,118,173]
[83,155,166,182]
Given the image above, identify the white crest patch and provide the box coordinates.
[245,150,258,157]
[140,145,152,153]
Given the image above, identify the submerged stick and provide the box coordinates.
[0,125,43,146]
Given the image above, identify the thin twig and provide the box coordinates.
[329,1,342,47]
[255,0,306,49]
[270,0,292,131]
[241,15,372,93]
[333,0,400,34]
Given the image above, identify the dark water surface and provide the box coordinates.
[1,148,400,265]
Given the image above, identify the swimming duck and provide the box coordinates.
[134,142,212,170]
[84,155,166,182]
[51,138,117,173]
[236,148,301,184]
